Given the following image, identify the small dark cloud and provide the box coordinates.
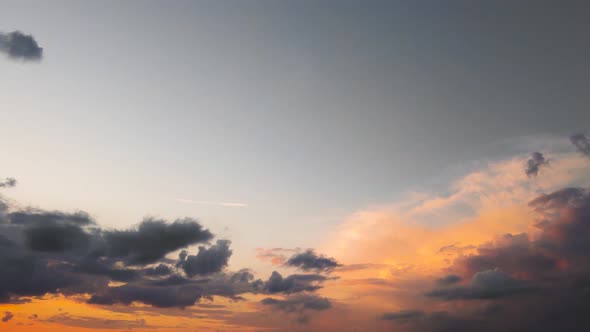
[179,240,232,277]
[525,152,549,177]
[143,264,172,277]
[436,274,462,286]
[380,310,425,322]
[0,31,43,61]
[2,311,13,322]
[264,271,328,294]
[230,269,255,283]
[261,294,331,323]
[285,249,340,272]
[0,178,16,188]
[570,133,590,157]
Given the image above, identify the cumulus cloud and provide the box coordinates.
[0,31,43,60]
[385,185,590,331]
[0,189,247,308]
[178,240,232,277]
[264,271,329,294]
[525,152,549,177]
[286,249,341,272]
[570,133,590,157]
[103,217,213,264]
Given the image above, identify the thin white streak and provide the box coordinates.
[175,198,247,207]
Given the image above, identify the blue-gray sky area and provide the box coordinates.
[2,0,590,277]
[5,2,590,332]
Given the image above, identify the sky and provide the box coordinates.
[1,1,590,331]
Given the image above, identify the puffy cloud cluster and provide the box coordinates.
[0,180,338,316]
[0,31,43,60]
[383,186,590,332]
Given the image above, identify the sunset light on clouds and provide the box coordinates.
[2,1,590,331]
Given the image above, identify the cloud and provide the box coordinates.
[435,274,461,286]
[0,178,16,188]
[2,311,13,322]
[175,198,247,207]
[88,283,203,308]
[386,186,590,331]
[261,294,331,323]
[264,271,329,294]
[0,31,43,60]
[570,133,590,157]
[178,240,232,277]
[102,217,213,264]
[525,152,549,177]
[0,189,247,308]
[143,264,172,276]
[427,269,535,300]
[286,249,341,272]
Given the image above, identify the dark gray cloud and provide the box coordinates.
[261,294,331,323]
[88,283,203,308]
[2,311,13,322]
[285,249,341,272]
[25,223,91,252]
[435,274,461,286]
[178,240,232,277]
[143,264,172,277]
[9,210,94,227]
[570,133,590,156]
[264,271,328,294]
[0,190,246,308]
[0,178,16,188]
[0,31,43,60]
[103,218,213,264]
[525,152,549,177]
[427,269,535,300]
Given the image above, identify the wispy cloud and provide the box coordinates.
[175,198,248,207]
